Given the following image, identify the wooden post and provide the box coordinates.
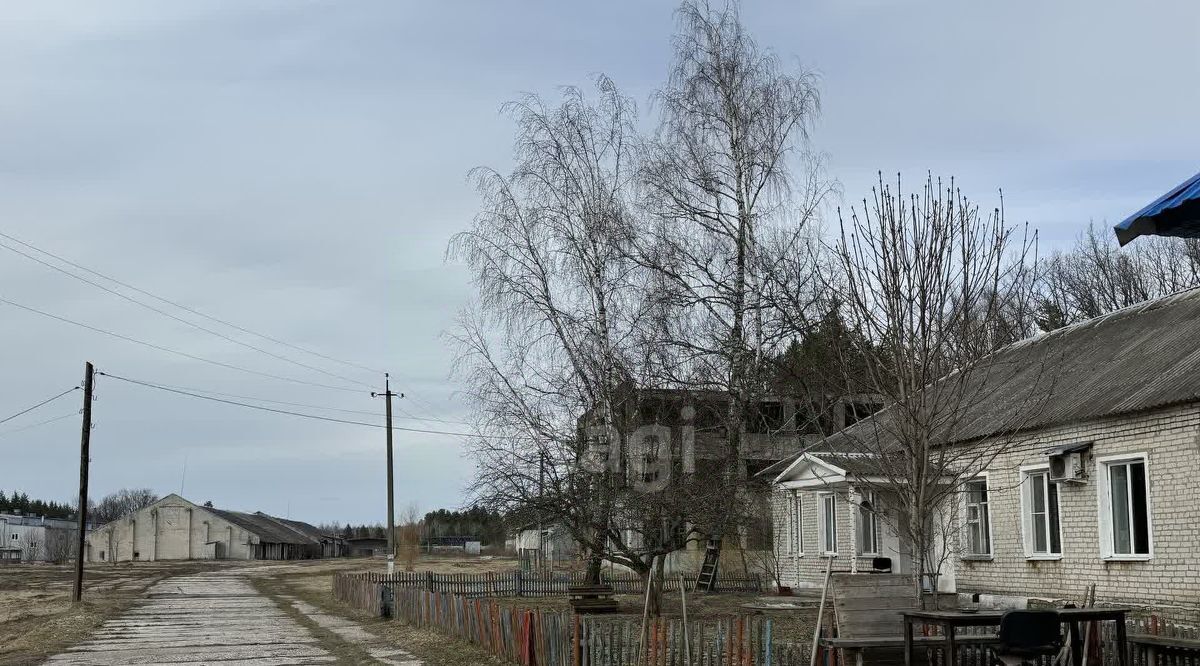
[809,556,833,666]
[72,361,94,603]
[679,574,692,666]
[638,555,657,665]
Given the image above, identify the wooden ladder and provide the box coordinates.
[696,538,722,591]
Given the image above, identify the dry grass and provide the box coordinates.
[254,557,508,665]
[0,560,240,665]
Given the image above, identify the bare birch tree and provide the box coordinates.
[449,78,702,606]
[828,174,1046,603]
[638,0,829,542]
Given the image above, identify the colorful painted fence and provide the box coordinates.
[340,570,762,598]
[389,586,805,666]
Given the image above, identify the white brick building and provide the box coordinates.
[769,288,1200,618]
[86,494,340,562]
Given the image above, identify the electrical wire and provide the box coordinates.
[113,376,468,425]
[0,295,366,394]
[0,230,456,412]
[0,239,372,390]
[0,411,78,438]
[0,387,80,426]
[0,229,382,377]
[98,372,515,439]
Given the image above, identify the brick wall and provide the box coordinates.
[955,403,1200,618]
[770,402,1200,618]
[771,487,880,589]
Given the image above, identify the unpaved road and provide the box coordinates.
[43,571,419,665]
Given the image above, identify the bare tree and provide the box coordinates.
[638,0,830,543]
[448,77,693,598]
[827,174,1046,603]
[396,503,422,571]
[91,488,159,526]
[1038,223,1200,329]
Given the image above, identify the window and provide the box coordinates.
[856,491,879,556]
[747,402,785,433]
[782,492,795,554]
[10,533,17,541]
[819,493,838,554]
[1099,455,1152,558]
[963,477,992,557]
[1021,468,1062,557]
[794,494,803,555]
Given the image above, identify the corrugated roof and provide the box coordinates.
[1115,170,1200,245]
[206,508,323,545]
[818,287,1200,452]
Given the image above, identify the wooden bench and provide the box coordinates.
[818,574,998,666]
[568,584,620,614]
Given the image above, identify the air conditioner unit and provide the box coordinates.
[1048,451,1087,483]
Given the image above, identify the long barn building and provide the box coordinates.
[85,494,342,562]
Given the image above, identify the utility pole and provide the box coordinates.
[372,374,400,574]
[72,362,94,603]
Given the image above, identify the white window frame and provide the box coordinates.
[856,489,880,557]
[960,473,993,559]
[818,492,838,556]
[793,492,804,556]
[782,490,795,555]
[1019,464,1063,560]
[1096,452,1153,561]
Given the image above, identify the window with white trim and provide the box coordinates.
[963,477,992,556]
[819,493,838,554]
[856,490,879,556]
[1099,455,1151,558]
[1021,468,1062,556]
[782,491,795,554]
[793,493,803,555]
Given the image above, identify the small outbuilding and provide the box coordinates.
[347,536,388,558]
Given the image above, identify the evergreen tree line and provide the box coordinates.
[0,490,75,519]
[422,507,505,545]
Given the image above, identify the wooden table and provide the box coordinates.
[902,607,1130,666]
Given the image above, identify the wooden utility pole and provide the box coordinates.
[72,361,94,603]
[372,374,400,574]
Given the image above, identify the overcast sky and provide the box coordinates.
[1,1,1197,525]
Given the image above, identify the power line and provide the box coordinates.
[0,411,78,438]
[0,229,383,377]
[0,295,365,394]
[113,376,470,425]
[0,239,372,391]
[98,372,511,439]
[0,387,80,426]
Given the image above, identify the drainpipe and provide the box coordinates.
[848,487,859,575]
[151,509,158,561]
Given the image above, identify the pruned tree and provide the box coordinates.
[1038,223,1200,329]
[637,0,831,545]
[826,174,1047,604]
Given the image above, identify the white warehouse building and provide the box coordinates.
[86,494,340,562]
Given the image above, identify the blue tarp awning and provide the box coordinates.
[1114,170,1200,246]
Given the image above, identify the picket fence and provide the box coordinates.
[904,617,1200,666]
[343,570,763,597]
[390,586,805,666]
